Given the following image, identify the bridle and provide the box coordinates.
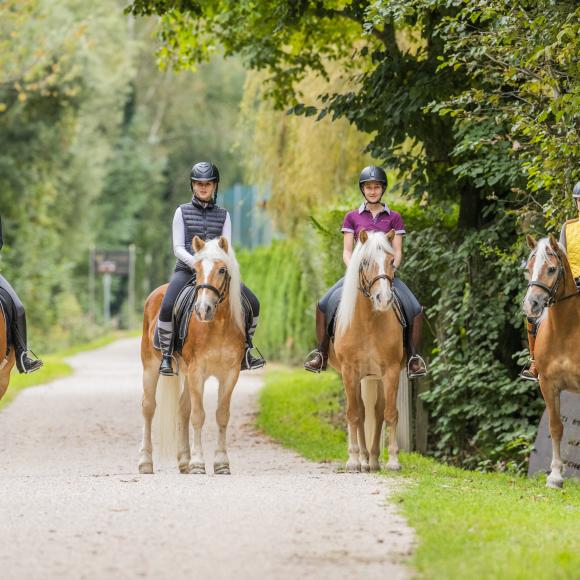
[527,250,578,307]
[358,263,394,298]
[193,270,231,305]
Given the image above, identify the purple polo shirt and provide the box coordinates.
[341,203,406,240]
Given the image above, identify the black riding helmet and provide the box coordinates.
[190,161,220,200]
[359,165,388,195]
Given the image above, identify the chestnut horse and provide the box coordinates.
[0,307,16,401]
[330,230,405,473]
[139,236,245,475]
[523,235,580,488]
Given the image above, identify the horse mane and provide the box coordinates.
[335,231,395,336]
[191,239,245,333]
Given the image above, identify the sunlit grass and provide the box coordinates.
[258,366,580,579]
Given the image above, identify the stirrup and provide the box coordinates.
[519,361,539,382]
[159,353,178,376]
[242,346,266,371]
[304,349,327,374]
[407,354,427,379]
[19,349,43,374]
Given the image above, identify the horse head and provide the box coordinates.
[523,234,569,317]
[191,236,232,322]
[357,229,397,312]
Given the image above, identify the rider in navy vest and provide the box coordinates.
[0,217,43,373]
[157,161,265,376]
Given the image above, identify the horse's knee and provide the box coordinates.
[384,409,398,425]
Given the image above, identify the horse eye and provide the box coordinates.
[218,267,226,275]
[547,267,557,275]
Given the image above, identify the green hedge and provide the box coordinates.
[237,240,316,364]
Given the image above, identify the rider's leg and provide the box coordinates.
[304,303,330,373]
[240,284,265,370]
[407,309,427,378]
[158,270,194,376]
[0,275,42,373]
[520,317,539,382]
[392,278,427,378]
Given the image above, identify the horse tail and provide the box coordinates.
[155,374,181,459]
[361,378,379,453]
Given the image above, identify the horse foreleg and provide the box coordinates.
[370,385,385,472]
[187,367,206,474]
[342,368,362,473]
[541,380,564,488]
[177,372,191,473]
[214,369,239,475]
[383,368,401,471]
[138,364,159,474]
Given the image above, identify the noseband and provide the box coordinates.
[194,271,231,305]
[358,264,393,298]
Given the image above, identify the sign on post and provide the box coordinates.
[528,391,580,480]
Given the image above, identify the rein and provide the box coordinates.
[358,264,393,298]
[193,272,231,305]
[528,251,580,307]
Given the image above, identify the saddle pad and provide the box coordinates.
[0,288,13,356]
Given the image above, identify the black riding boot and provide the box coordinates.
[158,320,176,376]
[304,305,330,373]
[13,313,43,374]
[407,309,427,379]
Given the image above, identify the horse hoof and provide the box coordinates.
[214,463,231,475]
[361,463,370,473]
[386,462,401,472]
[188,463,206,475]
[369,462,381,473]
[547,476,564,489]
[179,463,189,474]
[346,462,361,473]
[139,463,154,474]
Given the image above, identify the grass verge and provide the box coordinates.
[258,366,580,580]
[0,331,138,410]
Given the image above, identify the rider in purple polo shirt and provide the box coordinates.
[304,166,427,378]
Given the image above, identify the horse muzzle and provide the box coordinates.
[194,299,217,322]
[522,291,545,318]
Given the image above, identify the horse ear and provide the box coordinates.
[549,235,559,252]
[386,229,396,242]
[526,234,537,250]
[218,236,229,254]
[359,230,368,244]
[192,236,205,253]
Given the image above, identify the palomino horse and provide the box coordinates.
[523,235,580,488]
[330,229,405,473]
[0,307,16,401]
[139,236,245,475]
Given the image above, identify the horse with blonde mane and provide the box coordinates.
[523,234,580,488]
[139,235,245,475]
[329,229,405,472]
[0,307,16,401]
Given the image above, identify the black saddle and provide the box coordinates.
[154,278,252,352]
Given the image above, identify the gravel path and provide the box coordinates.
[0,337,414,579]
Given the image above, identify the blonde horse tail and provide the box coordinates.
[361,378,378,453]
[154,374,181,459]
